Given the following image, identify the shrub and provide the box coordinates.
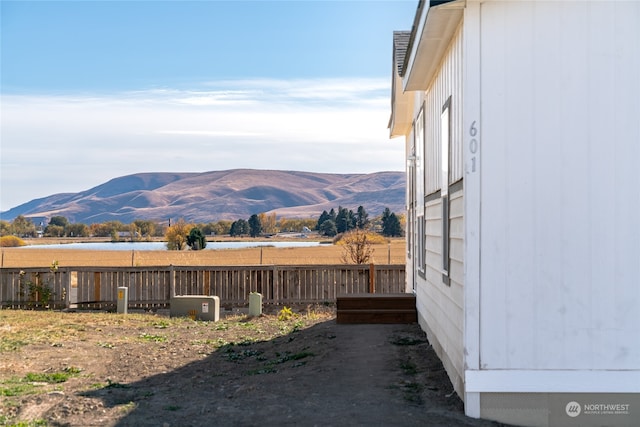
[333,230,386,245]
[336,229,386,264]
[17,261,59,308]
[0,235,26,247]
[277,306,294,321]
[187,227,207,250]
[165,219,192,250]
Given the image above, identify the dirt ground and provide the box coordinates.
[0,307,504,427]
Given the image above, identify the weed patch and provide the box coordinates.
[103,379,130,389]
[152,320,170,329]
[97,342,115,349]
[4,419,48,427]
[0,338,30,352]
[221,345,264,362]
[402,381,424,404]
[399,359,418,375]
[138,333,167,343]
[245,350,315,375]
[24,367,80,384]
[1,378,39,397]
[1,368,80,397]
[390,336,427,346]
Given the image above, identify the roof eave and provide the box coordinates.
[403,0,465,92]
[389,69,413,138]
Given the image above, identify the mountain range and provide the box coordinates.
[1,169,405,224]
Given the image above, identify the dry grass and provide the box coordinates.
[0,239,406,268]
[0,306,335,353]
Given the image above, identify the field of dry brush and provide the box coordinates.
[0,239,406,268]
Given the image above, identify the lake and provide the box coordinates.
[20,241,322,251]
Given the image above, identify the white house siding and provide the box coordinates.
[414,22,466,396]
[449,190,464,294]
[478,1,640,371]
[418,193,465,395]
[423,23,464,196]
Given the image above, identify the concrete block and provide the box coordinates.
[249,292,263,317]
[170,295,219,321]
[117,287,128,314]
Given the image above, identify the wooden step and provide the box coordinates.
[337,294,416,310]
[336,293,417,324]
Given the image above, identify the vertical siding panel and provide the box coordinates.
[452,26,464,182]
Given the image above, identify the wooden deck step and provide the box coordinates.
[336,293,417,324]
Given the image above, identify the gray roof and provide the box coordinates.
[393,31,411,76]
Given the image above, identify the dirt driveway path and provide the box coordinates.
[90,322,502,426]
[1,310,505,426]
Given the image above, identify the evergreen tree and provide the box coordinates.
[248,214,262,237]
[381,209,403,237]
[316,210,331,231]
[49,216,69,228]
[356,206,369,229]
[187,227,207,250]
[229,221,239,237]
[381,207,392,225]
[328,208,336,222]
[319,219,337,237]
[335,206,356,234]
[230,219,249,237]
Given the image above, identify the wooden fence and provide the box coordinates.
[0,264,406,310]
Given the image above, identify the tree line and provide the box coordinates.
[224,206,404,239]
[315,206,403,238]
[1,207,404,250]
[0,214,317,241]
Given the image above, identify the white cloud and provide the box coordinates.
[0,78,404,211]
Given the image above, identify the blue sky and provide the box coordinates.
[0,0,416,212]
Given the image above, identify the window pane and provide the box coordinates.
[441,104,450,195]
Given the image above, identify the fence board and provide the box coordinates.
[1,264,406,310]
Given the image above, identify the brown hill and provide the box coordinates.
[1,169,405,224]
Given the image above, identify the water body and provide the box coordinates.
[20,241,322,251]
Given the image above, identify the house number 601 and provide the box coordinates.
[469,121,478,172]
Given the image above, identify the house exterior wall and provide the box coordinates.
[394,0,639,425]
[467,1,640,424]
[412,23,466,397]
[478,0,640,372]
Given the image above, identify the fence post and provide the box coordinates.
[64,268,71,310]
[369,263,375,294]
[273,265,279,304]
[169,265,175,298]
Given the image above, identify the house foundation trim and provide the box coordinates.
[465,370,640,393]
